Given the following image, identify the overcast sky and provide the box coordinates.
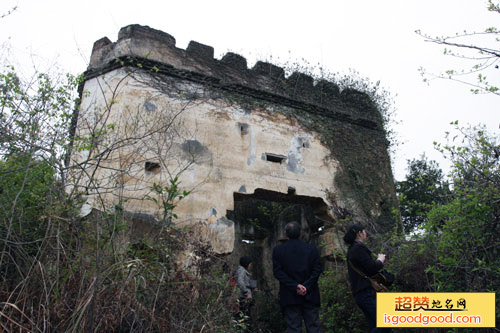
[1,0,498,180]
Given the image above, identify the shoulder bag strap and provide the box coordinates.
[348,260,369,279]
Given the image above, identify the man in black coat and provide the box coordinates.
[272,221,323,333]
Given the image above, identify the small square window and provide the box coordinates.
[264,153,286,164]
[145,162,161,174]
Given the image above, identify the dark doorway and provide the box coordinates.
[227,188,331,293]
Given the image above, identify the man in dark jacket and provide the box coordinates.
[272,221,323,333]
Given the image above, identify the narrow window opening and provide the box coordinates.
[238,122,249,135]
[265,153,286,164]
[145,161,161,174]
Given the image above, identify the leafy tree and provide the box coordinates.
[0,154,56,280]
[391,124,500,325]
[0,67,79,180]
[389,124,500,331]
[417,0,500,95]
[396,155,451,233]
[0,66,78,282]
[426,124,500,294]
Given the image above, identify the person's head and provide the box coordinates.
[239,256,252,270]
[285,221,301,239]
[343,224,366,245]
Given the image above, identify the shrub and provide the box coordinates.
[319,267,365,332]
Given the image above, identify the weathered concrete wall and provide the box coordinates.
[72,25,397,261]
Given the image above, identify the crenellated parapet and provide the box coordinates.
[86,24,382,129]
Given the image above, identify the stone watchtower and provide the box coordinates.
[71,24,397,283]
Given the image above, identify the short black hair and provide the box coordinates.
[285,221,301,239]
[239,256,252,269]
[343,224,365,245]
